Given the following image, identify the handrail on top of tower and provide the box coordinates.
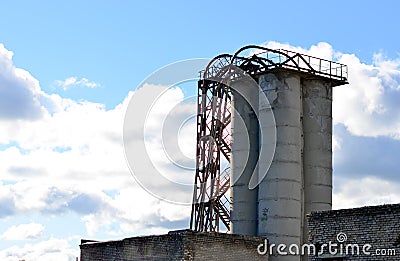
[200,45,348,84]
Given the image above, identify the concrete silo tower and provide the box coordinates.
[190,45,347,260]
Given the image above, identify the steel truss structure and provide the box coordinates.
[190,45,348,233]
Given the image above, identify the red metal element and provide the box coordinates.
[190,57,233,231]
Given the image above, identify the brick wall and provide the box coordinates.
[80,230,267,261]
[308,203,400,260]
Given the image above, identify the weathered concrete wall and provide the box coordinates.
[230,78,259,236]
[185,231,266,260]
[258,72,302,261]
[80,230,267,261]
[308,204,400,260]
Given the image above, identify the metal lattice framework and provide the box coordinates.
[189,54,233,232]
[190,45,348,233]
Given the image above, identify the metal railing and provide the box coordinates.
[200,46,348,84]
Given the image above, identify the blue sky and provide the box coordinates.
[2,1,398,108]
[0,1,400,260]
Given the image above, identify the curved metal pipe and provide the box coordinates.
[230,45,292,64]
[204,53,232,79]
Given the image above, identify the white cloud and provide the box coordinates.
[0,43,191,244]
[334,53,400,139]
[81,187,190,237]
[1,223,45,241]
[0,56,196,242]
[0,237,78,261]
[0,44,51,120]
[262,41,334,61]
[54,77,100,90]
[332,134,341,152]
[333,176,400,210]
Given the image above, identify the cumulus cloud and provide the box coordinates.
[333,176,400,210]
[0,44,52,120]
[0,43,192,247]
[1,223,44,240]
[334,53,400,139]
[0,42,194,246]
[0,237,78,261]
[54,77,100,90]
[82,187,190,237]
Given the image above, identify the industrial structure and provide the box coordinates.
[189,45,348,259]
[80,46,400,260]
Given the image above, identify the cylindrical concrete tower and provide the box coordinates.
[230,78,259,236]
[302,79,333,244]
[193,45,347,261]
[258,72,303,260]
